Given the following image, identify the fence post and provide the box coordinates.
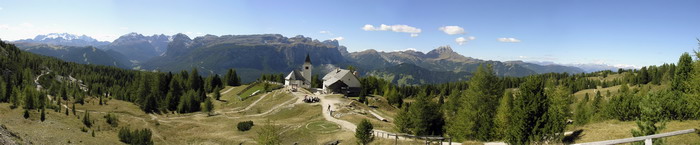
[645,139,652,145]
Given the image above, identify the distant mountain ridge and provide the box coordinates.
[16,33,110,47]
[142,34,348,82]
[102,32,171,62]
[13,43,131,68]
[17,32,606,85]
[344,46,581,77]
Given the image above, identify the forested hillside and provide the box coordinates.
[0,40,240,115]
[354,41,700,144]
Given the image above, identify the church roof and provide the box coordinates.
[305,53,312,64]
[322,68,360,88]
[285,70,306,81]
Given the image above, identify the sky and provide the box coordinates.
[1,0,699,67]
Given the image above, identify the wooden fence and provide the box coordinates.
[573,128,698,145]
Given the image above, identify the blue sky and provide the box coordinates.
[1,0,699,67]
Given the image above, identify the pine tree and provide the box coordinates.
[355,119,374,145]
[404,92,444,136]
[203,97,214,116]
[494,90,513,139]
[393,105,411,133]
[83,111,92,128]
[213,87,222,100]
[23,109,30,119]
[542,85,571,143]
[447,65,501,141]
[506,76,551,144]
[40,105,46,122]
[72,103,77,116]
[189,68,203,91]
[672,53,692,92]
[631,92,667,145]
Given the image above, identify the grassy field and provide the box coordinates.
[0,85,365,144]
[567,120,700,144]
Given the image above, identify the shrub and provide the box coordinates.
[237,121,254,131]
[104,113,118,127]
[355,119,374,145]
[119,127,154,145]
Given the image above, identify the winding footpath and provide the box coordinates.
[310,92,463,145]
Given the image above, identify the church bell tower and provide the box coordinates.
[302,53,313,85]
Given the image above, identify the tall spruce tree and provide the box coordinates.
[506,76,550,144]
[494,90,513,139]
[672,53,692,92]
[447,64,501,141]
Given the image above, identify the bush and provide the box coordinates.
[119,127,154,145]
[105,113,118,127]
[237,121,254,131]
[355,119,374,145]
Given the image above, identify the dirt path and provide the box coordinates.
[295,91,463,145]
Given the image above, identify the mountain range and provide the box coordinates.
[16,33,110,47]
[14,32,628,85]
[12,42,131,68]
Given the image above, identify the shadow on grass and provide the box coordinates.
[563,129,585,144]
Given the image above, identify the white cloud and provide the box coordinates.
[0,24,8,30]
[362,24,421,37]
[439,26,465,35]
[455,36,475,45]
[497,37,521,43]
[331,36,344,41]
[613,64,639,69]
[391,48,422,53]
[319,30,331,34]
[362,24,375,31]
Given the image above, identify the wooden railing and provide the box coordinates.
[573,128,698,145]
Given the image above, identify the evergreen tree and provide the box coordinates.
[355,119,374,145]
[407,93,444,136]
[672,53,692,92]
[542,85,571,143]
[574,97,590,125]
[83,111,92,128]
[213,87,222,100]
[40,105,46,122]
[494,90,513,139]
[631,92,667,145]
[189,68,203,91]
[72,103,77,116]
[224,68,241,86]
[24,86,37,109]
[10,86,20,109]
[23,109,29,119]
[165,76,183,111]
[203,97,214,116]
[506,76,553,144]
[393,105,411,133]
[447,65,501,141]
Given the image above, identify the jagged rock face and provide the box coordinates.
[143,34,347,82]
[164,33,192,57]
[105,33,172,62]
